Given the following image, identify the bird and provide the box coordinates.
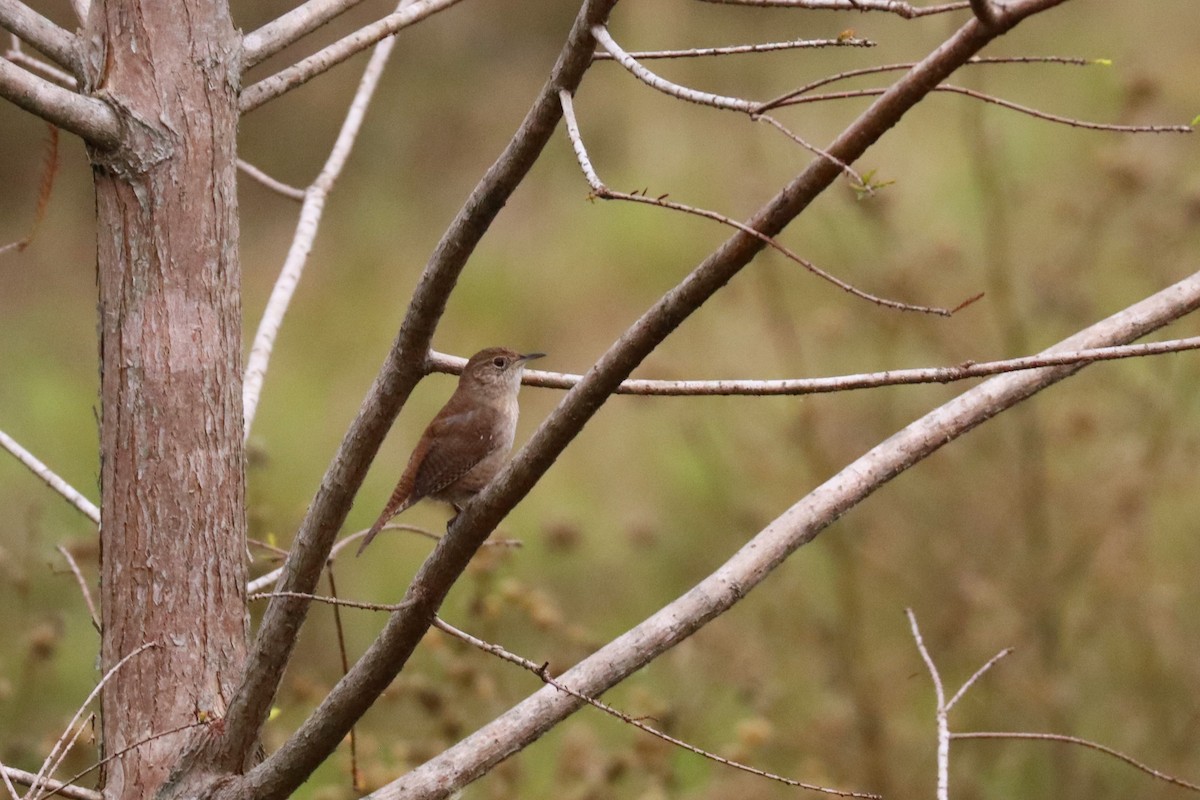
[355,347,545,556]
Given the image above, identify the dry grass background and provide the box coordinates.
[1,1,1199,797]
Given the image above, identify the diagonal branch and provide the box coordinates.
[243,0,372,69]
[0,56,120,147]
[695,0,970,14]
[0,1,77,72]
[389,261,1200,799]
[0,427,100,523]
[213,0,621,791]
[239,0,467,113]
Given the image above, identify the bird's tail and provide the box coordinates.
[356,485,413,556]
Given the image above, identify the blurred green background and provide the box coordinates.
[2,1,1199,798]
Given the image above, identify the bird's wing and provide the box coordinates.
[356,404,503,557]
[411,403,505,500]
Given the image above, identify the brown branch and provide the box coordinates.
[430,336,1200,396]
[55,544,100,633]
[215,1,620,794]
[968,0,998,26]
[0,1,77,72]
[434,617,881,798]
[952,732,1200,793]
[0,123,57,255]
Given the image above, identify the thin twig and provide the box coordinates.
[237,159,305,201]
[757,56,1098,114]
[945,647,1011,711]
[591,24,875,185]
[246,523,520,594]
[28,714,93,800]
[694,0,970,15]
[951,732,1200,792]
[30,642,158,796]
[1,46,75,86]
[436,617,881,798]
[243,12,399,439]
[771,84,1193,134]
[432,335,1200,396]
[0,428,100,523]
[561,88,958,316]
[55,544,100,633]
[53,722,206,799]
[591,37,874,60]
[907,609,949,800]
[324,567,362,791]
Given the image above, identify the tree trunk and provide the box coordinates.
[85,1,247,797]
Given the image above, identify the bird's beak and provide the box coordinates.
[519,352,546,362]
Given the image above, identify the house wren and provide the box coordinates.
[356,347,545,556]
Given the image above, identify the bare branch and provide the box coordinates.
[0,758,19,800]
[216,1,619,789]
[694,0,971,15]
[945,647,1011,711]
[0,57,120,147]
[434,617,882,798]
[0,1,77,72]
[237,159,305,201]
[772,84,1193,134]
[757,56,1099,114]
[591,36,874,61]
[56,544,100,632]
[0,427,101,523]
[431,336,1200,396]
[952,732,1200,792]
[907,609,949,800]
[68,0,87,28]
[239,0,467,113]
[1,765,101,800]
[243,25,397,439]
[243,0,371,69]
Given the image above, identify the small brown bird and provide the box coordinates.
[356,347,544,556]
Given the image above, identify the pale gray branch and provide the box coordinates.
[239,0,466,113]
[237,159,305,201]
[695,0,970,15]
[430,336,1200,396]
[0,428,100,523]
[0,56,120,147]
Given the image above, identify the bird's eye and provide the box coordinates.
[492,357,507,369]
